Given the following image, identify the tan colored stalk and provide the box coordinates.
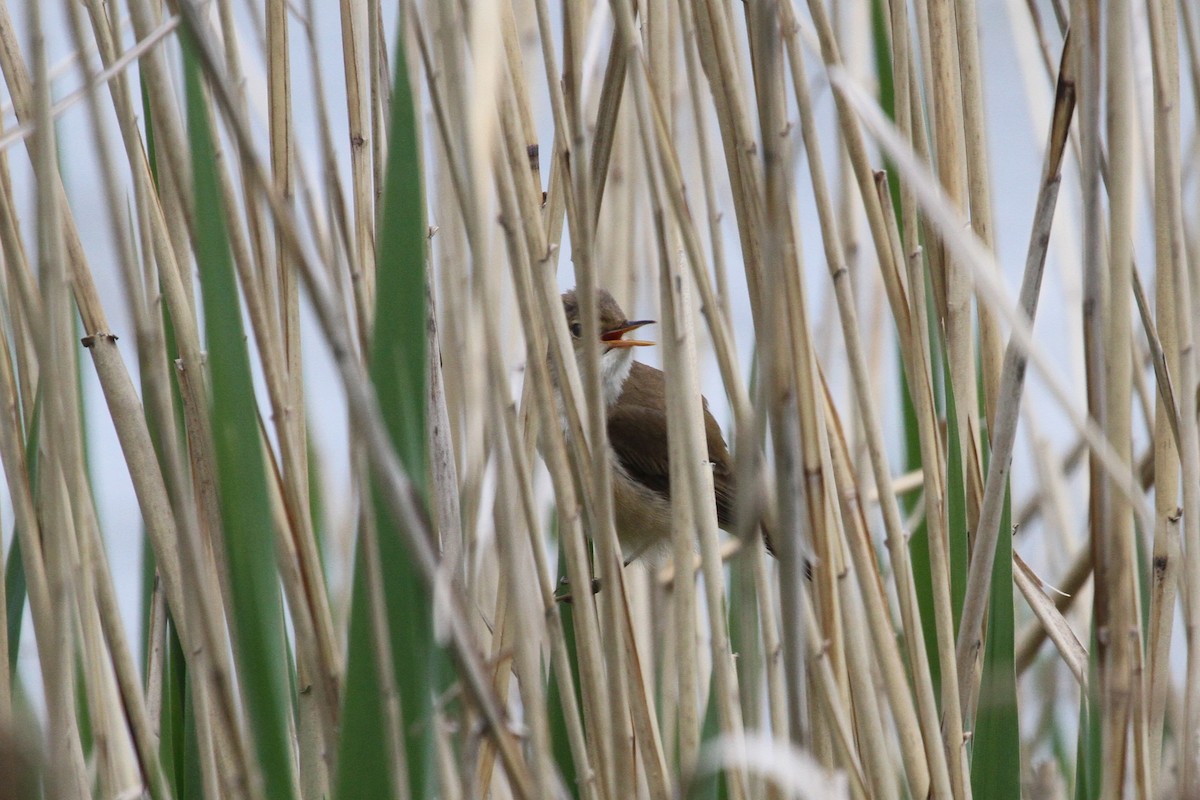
[798,590,868,797]
[1095,0,1144,792]
[899,221,968,795]
[752,572,789,790]
[433,710,464,800]
[174,358,269,800]
[825,396,928,797]
[72,6,193,654]
[659,231,703,793]
[213,0,271,311]
[1012,554,1088,686]
[73,35,257,800]
[777,10,941,796]
[263,7,337,789]
[660,243,747,796]
[691,0,766,316]
[829,72,1153,534]
[557,4,661,795]
[677,0,731,319]
[339,0,376,325]
[1132,272,1182,452]
[1072,32,1111,788]
[873,29,968,783]
[89,515,175,799]
[122,1,195,237]
[1146,0,1184,789]
[368,0,389,194]
[955,41,1074,718]
[88,0,225,652]
[0,179,37,433]
[69,481,140,797]
[491,129,615,799]
[492,348,600,800]
[145,577,167,736]
[29,6,90,793]
[953,0,1002,430]
[745,4,844,758]
[415,2,493,567]
[1014,546,1093,675]
[913,4,974,788]
[498,0,538,184]
[802,0,909,342]
[426,288,464,571]
[811,409,893,799]
[1145,1,1200,795]
[474,567,513,794]
[55,11,178,795]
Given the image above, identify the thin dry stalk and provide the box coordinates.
[1146,0,1185,790]
[828,71,1153,534]
[338,0,376,327]
[558,4,664,795]
[955,35,1074,719]
[28,4,90,794]
[1095,0,1146,792]
[491,123,615,798]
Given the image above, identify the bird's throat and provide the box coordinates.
[598,346,635,407]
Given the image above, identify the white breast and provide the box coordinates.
[598,346,635,406]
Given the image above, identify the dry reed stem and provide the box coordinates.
[493,88,620,800]
[830,70,1153,535]
[955,34,1073,720]
[171,4,538,793]
[558,5,661,796]
[28,3,90,794]
[1098,0,1146,791]
[780,12,937,796]
[1012,553,1088,686]
[1146,0,1185,790]
[56,10,178,793]
[338,0,376,327]
[618,0,755,790]
[823,386,931,798]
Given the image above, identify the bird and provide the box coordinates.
[554,287,741,564]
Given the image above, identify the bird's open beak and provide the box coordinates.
[601,319,656,348]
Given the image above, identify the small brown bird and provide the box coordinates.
[557,288,738,563]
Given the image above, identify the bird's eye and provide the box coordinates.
[569,322,582,338]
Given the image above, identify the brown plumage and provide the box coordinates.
[559,288,751,562]
[606,361,737,532]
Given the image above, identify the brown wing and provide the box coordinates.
[610,363,736,529]
[606,404,672,501]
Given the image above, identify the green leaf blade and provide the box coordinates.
[183,34,296,800]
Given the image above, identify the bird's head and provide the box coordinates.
[561,288,655,404]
